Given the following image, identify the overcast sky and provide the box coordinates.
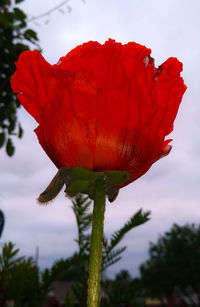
[1,0,200,278]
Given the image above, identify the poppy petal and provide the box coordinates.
[11,50,53,123]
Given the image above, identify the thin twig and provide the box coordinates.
[27,0,70,23]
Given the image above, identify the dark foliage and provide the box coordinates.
[0,242,40,306]
[140,223,200,302]
[102,270,145,307]
[0,0,40,156]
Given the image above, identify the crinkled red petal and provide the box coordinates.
[11,39,187,187]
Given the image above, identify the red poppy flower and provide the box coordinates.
[11,39,186,187]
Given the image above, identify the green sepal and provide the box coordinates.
[38,167,131,204]
[68,167,101,181]
[66,180,90,197]
[104,170,131,185]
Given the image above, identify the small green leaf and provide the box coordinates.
[15,0,25,3]
[0,133,5,148]
[18,124,23,138]
[24,29,38,41]
[6,138,15,157]
[13,8,26,21]
[8,119,16,134]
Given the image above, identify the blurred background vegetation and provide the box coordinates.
[1,193,200,306]
[0,194,150,306]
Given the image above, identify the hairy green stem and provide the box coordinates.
[87,177,106,307]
